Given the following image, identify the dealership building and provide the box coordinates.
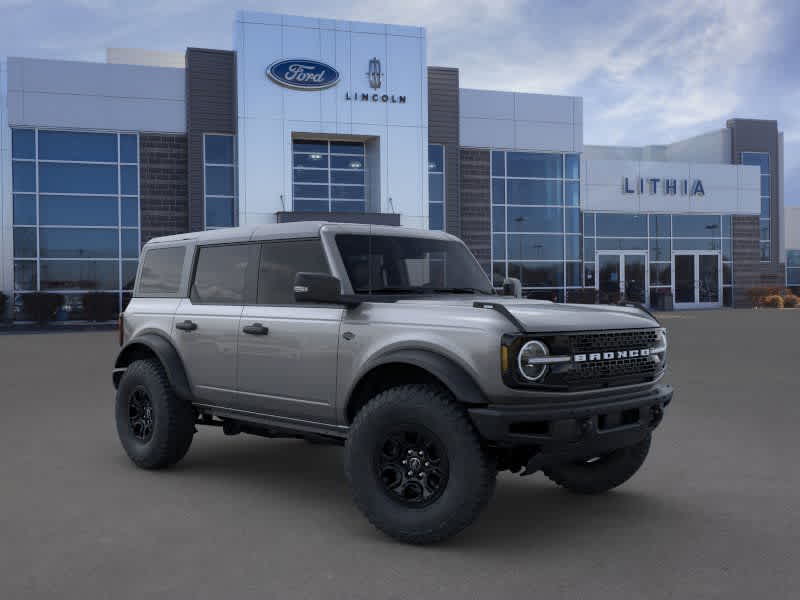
[0,10,794,318]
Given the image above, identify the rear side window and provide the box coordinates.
[191,244,253,305]
[257,239,329,304]
[137,246,186,296]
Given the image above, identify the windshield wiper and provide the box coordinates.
[429,287,490,294]
[352,287,428,295]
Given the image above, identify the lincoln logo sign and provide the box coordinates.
[623,176,704,196]
[266,59,340,90]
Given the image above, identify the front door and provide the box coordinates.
[596,252,648,304]
[672,252,721,309]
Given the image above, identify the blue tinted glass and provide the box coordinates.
[293,140,328,154]
[492,206,505,232]
[40,260,119,291]
[40,195,118,226]
[741,152,769,174]
[331,185,364,200]
[39,163,118,194]
[507,152,562,178]
[789,268,800,285]
[121,165,138,195]
[294,199,329,212]
[38,131,117,162]
[566,262,581,287]
[673,238,721,251]
[565,235,581,260]
[673,214,721,237]
[492,179,505,205]
[565,154,580,179]
[428,145,444,172]
[583,213,595,236]
[596,238,648,250]
[583,237,595,261]
[507,180,562,205]
[650,264,671,286]
[787,250,800,268]
[595,213,647,237]
[491,151,505,177]
[507,234,564,260]
[13,194,36,225]
[649,214,671,237]
[332,170,365,185]
[760,242,770,261]
[507,206,563,233]
[565,181,579,206]
[122,229,139,258]
[40,228,118,258]
[14,261,37,291]
[330,141,364,155]
[721,215,732,237]
[507,262,563,287]
[12,129,35,159]
[722,238,732,261]
[14,227,37,258]
[429,173,444,204]
[294,168,328,183]
[649,238,671,261]
[429,203,443,230]
[584,262,595,286]
[12,161,36,192]
[759,220,770,240]
[123,261,138,290]
[121,198,139,226]
[206,197,234,227]
[295,183,330,198]
[205,135,234,164]
[331,156,364,169]
[565,208,580,233]
[120,134,138,163]
[205,166,235,195]
[293,153,329,168]
[760,175,770,196]
[492,235,506,260]
[761,197,770,218]
[331,201,365,213]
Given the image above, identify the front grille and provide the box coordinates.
[564,329,661,387]
[570,329,660,354]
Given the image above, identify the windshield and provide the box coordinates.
[335,234,494,295]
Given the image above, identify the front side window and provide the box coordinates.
[257,240,330,305]
[191,244,252,305]
[335,235,493,295]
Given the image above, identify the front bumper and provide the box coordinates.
[468,384,672,461]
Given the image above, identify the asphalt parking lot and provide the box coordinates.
[1,309,799,599]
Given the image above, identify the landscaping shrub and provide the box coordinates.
[747,287,790,307]
[782,294,799,308]
[21,293,64,324]
[762,295,784,309]
[82,292,118,322]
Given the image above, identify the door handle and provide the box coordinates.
[242,323,269,335]
[175,320,197,331]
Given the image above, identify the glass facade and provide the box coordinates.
[788,250,800,288]
[428,144,444,230]
[204,134,236,229]
[11,128,140,319]
[742,152,770,261]
[491,150,580,301]
[292,140,366,212]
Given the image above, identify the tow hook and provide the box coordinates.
[649,405,664,427]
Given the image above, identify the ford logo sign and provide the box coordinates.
[267,59,340,90]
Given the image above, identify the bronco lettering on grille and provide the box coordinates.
[574,348,652,362]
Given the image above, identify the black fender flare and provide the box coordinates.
[113,333,193,402]
[353,348,488,407]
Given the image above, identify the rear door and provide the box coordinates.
[234,239,343,423]
[172,242,258,407]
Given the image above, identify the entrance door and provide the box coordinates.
[596,252,648,304]
[672,252,721,308]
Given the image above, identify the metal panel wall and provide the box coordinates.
[428,67,460,237]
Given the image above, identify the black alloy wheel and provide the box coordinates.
[128,386,154,442]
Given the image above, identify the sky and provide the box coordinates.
[1,0,798,204]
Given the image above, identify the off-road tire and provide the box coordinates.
[345,384,496,544]
[115,359,195,470]
[543,434,652,494]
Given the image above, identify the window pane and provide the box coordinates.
[491,151,505,177]
[583,213,595,236]
[649,238,671,261]
[204,135,234,164]
[330,141,364,155]
[723,263,732,285]
[507,152,562,178]
[39,163,118,194]
[492,206,505,232]
[40,228,118,258]
[673,214,721,237]
[741,152,769,174]
[565,181,579,206]
[293,168,328,184]
[565,154,580,179]
[650,263,671,286]
[492,235,506,260]
[122,261,138,290]
[723,287,732,307]
[14,261,37,290]
[596,213,647,237]
[507,234,564,260]
[787,251,800,268]
[13,194,36,225]
[566,262,581,287]
[428,144,444,172]
[40,261,119,290]
[722,238,732,261]
[583,237,594,261]
[293,140,328,154]
[121,198,139,226]
[331,185,364,200]
[13,228,37,258]
[206,197,234,227]
[721,215,732,237]
[120,134,138,163]
[492,179,505,205]
[258,240,329,304]
[294,199,329,212]
[40,195,118,226]
[294,183,328,199]
[138,246,186,295]
[507,180,562,205]
[760,242,770,261]
[507,206,563,233]
[331,201,365,213]
[12,161,35,192]
[12,129,35,159]
[293,153,329,168]
[596,238,647,250]
[565,208,580,233]
[492,262,506,287]
[191,244,252,304]
[428,173,443,204]
[761,197,770,218]
[331,155,363,170]
[122,229,139,258]
[584,262,595,287]
[760,175,770,196]
[121,165,138,195]
[787,268,800,285]
[429,202,444,231]
[38,130,117,162]
[673,238,721,251]
[332,170,365,185]
[649,214,671,237]
[565,235,581,260]
[205,165,234,195]
[508,261,564,287]
[759,219,770,240]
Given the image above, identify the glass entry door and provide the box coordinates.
[596,252,648,304]
[672,252,721,308]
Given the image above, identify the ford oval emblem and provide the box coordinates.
[266,59,340,90]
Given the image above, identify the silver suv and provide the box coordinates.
[113,222,672,544]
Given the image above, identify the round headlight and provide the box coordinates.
[518,340,550,382]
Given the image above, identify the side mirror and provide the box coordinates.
[502,277,522,298]
[294,272,342,304]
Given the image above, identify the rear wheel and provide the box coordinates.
[115,359,195,470]
[345,384,496,544]
[543,434,651,494]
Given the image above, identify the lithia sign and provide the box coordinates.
[267,57,406,103]
[623,176,705,196]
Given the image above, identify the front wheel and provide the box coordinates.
[543,434,652,494]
